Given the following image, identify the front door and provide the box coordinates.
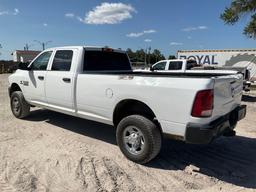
[24,51,53,105]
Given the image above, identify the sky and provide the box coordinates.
[0,0,255,60]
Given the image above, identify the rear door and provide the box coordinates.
[45,49,76,113]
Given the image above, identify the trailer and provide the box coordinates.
[177,49,256,81]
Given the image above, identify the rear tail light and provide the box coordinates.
[191,89,214,117]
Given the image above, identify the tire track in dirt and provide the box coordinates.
[55,134,138,191]
[75,156,104,192]
[111,157,182,191]
[102,157,138,192]
[1,160,48,192]
[0,175,16,192]
[47,128,233,191]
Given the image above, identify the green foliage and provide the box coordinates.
[220,0,256,38]
[168,55,176,60]
[244,14,256,38]
[126,48,165,64]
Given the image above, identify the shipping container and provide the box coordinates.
[177,49,256,80]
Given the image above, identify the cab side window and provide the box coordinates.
[51,50,73,71]
[30,51,52,70]
[168,61,183,70]
[186,60,198,70]
[152,62,166,70]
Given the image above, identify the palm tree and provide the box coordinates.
[220,0,256,39]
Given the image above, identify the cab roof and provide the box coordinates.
[44,46,126,53]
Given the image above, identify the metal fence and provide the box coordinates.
[0,61,19,74]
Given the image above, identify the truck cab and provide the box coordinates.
[150,59,199,72]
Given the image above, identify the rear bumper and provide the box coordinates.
[185,105,246,144]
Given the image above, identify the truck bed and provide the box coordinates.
[84,70,238,78]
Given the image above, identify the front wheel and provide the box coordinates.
[116,115,162,164]
[10,91,30,119]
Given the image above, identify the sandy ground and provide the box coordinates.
[0,74,256,192]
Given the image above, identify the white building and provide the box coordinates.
[12,50,41,63]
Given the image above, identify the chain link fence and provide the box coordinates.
[0,61,19,74]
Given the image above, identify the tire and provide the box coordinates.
[116,115,162,164]
[10,91,30,119]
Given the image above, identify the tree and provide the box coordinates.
[150,49,165,64]
[125,48,166,64]
[126,48,135,62]
[220,0,256,38]
[168,55,176,60]
[135,49,146,62]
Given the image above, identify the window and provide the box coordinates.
[186,60,199,70]
[51,50,73,71]
[152,62,166,70]
[168,61,182,70]
[31,51,52,70]
[84,50,131,71]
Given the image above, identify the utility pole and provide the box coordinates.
[144,49,147,66]
[148,46,151,66]
[0,44,2,57]
[34,40,52,50]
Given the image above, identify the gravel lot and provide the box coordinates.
[1,74,256,192]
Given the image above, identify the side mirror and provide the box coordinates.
[150,65,154,71]
[18,62,31,71]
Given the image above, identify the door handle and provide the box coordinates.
[62,78,71,83]
[38,76,44,80]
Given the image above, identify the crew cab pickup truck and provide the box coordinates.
[151,59,251,91]
[8,46,246,164]
[151,59,200,72]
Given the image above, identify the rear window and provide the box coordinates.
[168,61,183,70]
[186,60,198,70]
[83,50,131,71]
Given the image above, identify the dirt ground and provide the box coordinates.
[0,74,256,192]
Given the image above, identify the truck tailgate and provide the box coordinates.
[213,73,243,118]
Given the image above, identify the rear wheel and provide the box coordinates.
[116,115,162,164]
[10,91,30,119]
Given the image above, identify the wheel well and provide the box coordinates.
[9,83,21,97]
[113,99,160,128]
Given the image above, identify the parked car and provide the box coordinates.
[8,46,246,164]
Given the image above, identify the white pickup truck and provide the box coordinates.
[151,59,251,90]
[8,46,246,164]
[150,59,199,72]
[151,59,238,74]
